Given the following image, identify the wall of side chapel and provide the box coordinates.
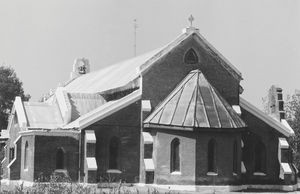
[142,35,240,116]
[8,138,21,180]
[2,114,22,180]
[240,108,288,185]
[153,129,242,185]
[20,135,35,181]
[34,135,79,181]
[195,131,242,185]
[86,101,141,183]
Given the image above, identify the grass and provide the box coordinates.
[0,173,180,194]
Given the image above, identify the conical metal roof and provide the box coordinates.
[144,70,246,130]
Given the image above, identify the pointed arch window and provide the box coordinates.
[208,139,217,173]
[170,138,180,172]
[109,137,120,169]
[233,140,238,174]
[184,48,199,64]
[254,140,266,173]
[56,147,65,169]
[24,141,29,170]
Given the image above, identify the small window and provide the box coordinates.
[109,137,120,169]
[277,93,283,100]
[9,147,15,162]
[56,147,65,169]
[184,48,199,64]
[278,101,284,111]
[254,140,266,173]
[24,141,29,170]
[208,139,217,173]
[170,138,180,172]
[233,140,238,174]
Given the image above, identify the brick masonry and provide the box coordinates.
[84,101,141,183]
[34,135,79,182]
[142,35,240,114]
[151,129,242,185]
[20,135,35,181]
[240,108,296,185]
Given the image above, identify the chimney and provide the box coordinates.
[267,85,285,121]
[70,58,90,80]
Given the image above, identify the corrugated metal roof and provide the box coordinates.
[144,70,246,129]
[63,89,141,130]
[24,102,64,129]
[64,48,161,93]
[64,28,242,94]
[68,93,106,121]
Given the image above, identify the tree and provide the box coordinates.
[285,93,300,169]
[0,66,30,130]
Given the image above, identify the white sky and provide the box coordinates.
[0,0,299,108]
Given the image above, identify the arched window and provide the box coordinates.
[208,139,217,172]
[24,141,29,170]
[56,147,65,169]
[109,137,120,169]
[254,140,266,173]
[184,48,199,64]
[170,138,180,172]
[233,140,238,174]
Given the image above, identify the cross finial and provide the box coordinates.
[188,15,194,27]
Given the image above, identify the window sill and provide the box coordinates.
[171,171,181,175]
[253,172,266,176]
[106,169,121,174]
[233,172,237,176]
[207,172,218,176]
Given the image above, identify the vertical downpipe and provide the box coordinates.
[78,131,82,182]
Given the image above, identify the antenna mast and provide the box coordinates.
[134,19,138,56]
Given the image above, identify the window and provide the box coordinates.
[24,141,29,170]
[233,140,238,174]
[56,147,65,169]
[208,139,216,172]
[170,138,180,172]
[9,147,15,162]
[109,137,120,169]
[184,48,199,64]
[254,140,266,173]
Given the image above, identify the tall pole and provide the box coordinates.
[134,19,138,56]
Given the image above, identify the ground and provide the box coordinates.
[1,181,300,194]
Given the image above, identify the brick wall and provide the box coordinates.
[152,129,242,185]
[195,131,242,185]
[9,137,21,180]
[34,135,79,181]
[142,35,240,114]
[86,101,141,183]
[241,108,282,184]
[20,135,35,181]
[154,130,196,185]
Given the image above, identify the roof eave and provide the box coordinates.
[144,123,246,132]
[192,31,243,81]
[240,97,294,137]
[64,89,142,130]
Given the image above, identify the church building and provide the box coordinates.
[1,23,298,191]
